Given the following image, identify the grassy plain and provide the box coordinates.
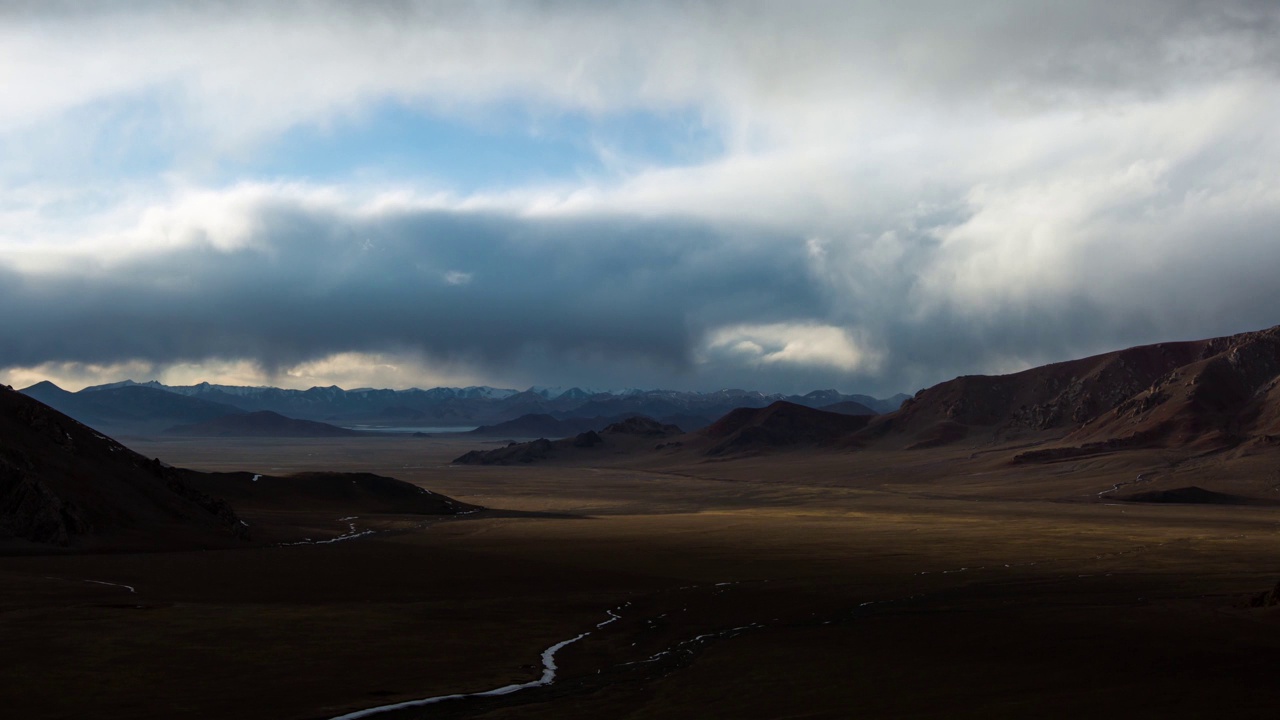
[3,435,1280,719]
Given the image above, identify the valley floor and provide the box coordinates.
[4,437,1280,719]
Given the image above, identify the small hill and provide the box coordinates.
[467,413,605,438]
[469,412,706,437]
[1118,486,1276,506]
[697,401,872,457]
[452,438,562,466]
[453,415,683,466]
[165,411,364,438]
[0,385,245,551]
[601,416,684,436]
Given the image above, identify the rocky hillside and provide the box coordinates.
[0,385,245,549]
[860,325,1280,454]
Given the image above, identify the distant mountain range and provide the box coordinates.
[452,324,1280,464]
[17,379,908,437]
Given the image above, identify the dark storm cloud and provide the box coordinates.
[4,190,1280,396]
[0,206,826,382]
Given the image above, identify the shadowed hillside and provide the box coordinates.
[697,401,873,456]
[0,385,245,550]
[1119,486,1279,506]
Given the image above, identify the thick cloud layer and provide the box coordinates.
[1,189,839,390]
[2,2,1279,394]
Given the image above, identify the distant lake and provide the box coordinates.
[341,425,478,434]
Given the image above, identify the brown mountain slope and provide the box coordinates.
[860,324,1280,454]
[1064,326,1280,449]
[0,385,245,551]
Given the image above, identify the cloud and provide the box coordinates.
[2,2,1280,395]
[0,185,842,390]
[4,2,1277,155]
[701,323,881,373]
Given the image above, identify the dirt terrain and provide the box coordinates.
[5,433,1280,719]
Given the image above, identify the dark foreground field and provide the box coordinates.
[4,436,1280,719]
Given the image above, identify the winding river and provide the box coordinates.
[328,605,626,720]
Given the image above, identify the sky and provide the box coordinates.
[2,1,1279,396]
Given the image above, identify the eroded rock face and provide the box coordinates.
[0,459,87,545]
